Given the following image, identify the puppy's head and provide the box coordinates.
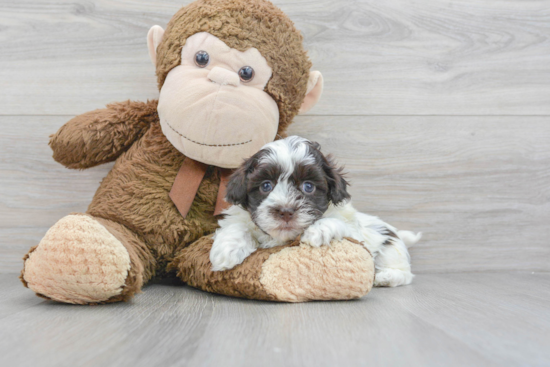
[226,136,350,242]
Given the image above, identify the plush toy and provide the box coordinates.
[20,0,375,304]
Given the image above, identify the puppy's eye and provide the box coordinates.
[194,51,209,67]
[260,181,273,193]
[302,181,315,194]
[238,66,255,82]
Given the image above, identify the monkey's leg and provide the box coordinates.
[169,235,375,302]
[20,214,155,304]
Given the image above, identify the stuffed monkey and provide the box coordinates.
[20,0,375,304]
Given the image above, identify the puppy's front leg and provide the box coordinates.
[210,224,258,271]
[302,218,352,247]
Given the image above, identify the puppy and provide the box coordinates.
[210,136,421,287]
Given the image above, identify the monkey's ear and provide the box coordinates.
[147,25,165,67]
[298,71,324,115]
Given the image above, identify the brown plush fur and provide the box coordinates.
[156,0,312,136]
[50,100,158,169]
[170,234,287,301]
[93,216,156,302]
[86,106,221,272]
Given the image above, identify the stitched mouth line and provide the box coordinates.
[165,121,252,147]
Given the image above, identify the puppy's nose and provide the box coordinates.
[277,208,295,223]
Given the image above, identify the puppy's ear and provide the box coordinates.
[308,140,322,152]
[323,154,350,205]
[225,153,260,208]
[226,165,250,207]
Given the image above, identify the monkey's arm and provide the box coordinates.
[50,100,158,169]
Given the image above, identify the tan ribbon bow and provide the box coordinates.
[169,158,233,218]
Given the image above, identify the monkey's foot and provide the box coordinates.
[171,236,375,302]
[21,214,133,304]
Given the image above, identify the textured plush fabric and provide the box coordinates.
[21,215,131,304]
[155,0,312,137]
[260,239,375,302]
[170,236,374,302]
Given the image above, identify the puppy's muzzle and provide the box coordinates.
[276,207,295,223]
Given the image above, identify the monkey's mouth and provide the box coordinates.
[164,121,252,147]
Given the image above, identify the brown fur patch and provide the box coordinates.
[155,0,312,137]
[93,216,157,302]
[381,227,399,246]
[19,245,38,288]
[50,100,159,169]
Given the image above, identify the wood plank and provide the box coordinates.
[0,274,44,320]
[1,115,549,274]
[0,273,548,367]
[1,0,549,116]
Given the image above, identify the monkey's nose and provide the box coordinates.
[277,208,295,223]
[207,66,240,87]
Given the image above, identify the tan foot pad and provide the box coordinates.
[23,215,131,304]
[260,239,375,302]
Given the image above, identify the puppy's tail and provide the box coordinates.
[397,230,422,248]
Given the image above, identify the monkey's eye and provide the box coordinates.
[260,181,273,193]
[238,66,255,82]
[194,51,209,67]
[302,182,315,194]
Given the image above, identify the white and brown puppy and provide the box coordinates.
[210,136,421,287]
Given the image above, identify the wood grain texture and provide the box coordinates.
[2,1,549,364]
[1,272,549,367]
[1,115,549,274]
[1,0,549,115]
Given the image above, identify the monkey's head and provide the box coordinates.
[147,0,323,168]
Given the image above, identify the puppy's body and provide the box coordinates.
[210,136,420,287]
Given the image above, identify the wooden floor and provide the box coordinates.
[1,0,550,366]
[1,272,549,367]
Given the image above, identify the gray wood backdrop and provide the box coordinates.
[1,0,549,274]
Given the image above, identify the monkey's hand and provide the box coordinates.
[49,100,158,169]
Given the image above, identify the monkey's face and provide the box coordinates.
[157,32,279,168]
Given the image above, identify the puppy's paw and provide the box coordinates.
[210,252,244,271]
[302,218,350,248]
[302,223,335,247]
[210,232,257,271]
[301,227,325,247]
[374,268,414,287]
